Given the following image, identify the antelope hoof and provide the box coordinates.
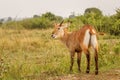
[86,70,90,73]
[78,69,81,72]
[70,70,72,72]
[95,70,98,75]
[69,70,73,74]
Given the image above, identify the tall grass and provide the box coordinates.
[0,28,120,80]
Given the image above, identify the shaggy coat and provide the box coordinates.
[51,22,98,75]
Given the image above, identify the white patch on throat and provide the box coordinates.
[83,29,90,48]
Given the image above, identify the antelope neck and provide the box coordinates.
[60,31,70,45]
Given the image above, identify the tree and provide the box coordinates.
[41,12,56,21]
[41,12,63,22]
[33,15,40,18]
[109,8,120,35]
[82,7,103,31]
[7,17,12,22]
[69,12,75,18]
[115,8,120,19]
[84,7,102,16]
[55,16,63,22]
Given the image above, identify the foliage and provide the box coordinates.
[84,7,103,16]
[67,8,120,36]
[42,12,57,21]
[0,29,120,79]
[115,8,120,19]
[0,58,9,79]
[21,17,53,29]
[0,12,63,29]
[0,7,120,80]
[0,8,120,36]
[41,12,63,22]
[114,42,120,55]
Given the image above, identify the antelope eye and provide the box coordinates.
[58,27,60,30]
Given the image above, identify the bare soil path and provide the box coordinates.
[48,69,120,80]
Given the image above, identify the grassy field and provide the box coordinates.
[0,28,120,80]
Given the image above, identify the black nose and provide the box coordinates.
[51,34,54,38]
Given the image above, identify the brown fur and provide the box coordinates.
[51,23,98,75]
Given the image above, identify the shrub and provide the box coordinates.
[21,17,53,29]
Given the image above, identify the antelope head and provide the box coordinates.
[51,21,68,38]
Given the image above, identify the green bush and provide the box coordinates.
[0,17,54,29]
[0,9,120,36]
[21,17,53,29]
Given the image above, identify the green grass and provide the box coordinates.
[0,28,120,80]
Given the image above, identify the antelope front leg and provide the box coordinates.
[70,52,75,72]
[77,52,82,72]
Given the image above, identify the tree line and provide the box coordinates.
[0,7,120,36]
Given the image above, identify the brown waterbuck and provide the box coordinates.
[51,21,98,75]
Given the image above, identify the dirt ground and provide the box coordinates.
[48,69,120,80]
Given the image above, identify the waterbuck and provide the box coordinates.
[51,21,98,75]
